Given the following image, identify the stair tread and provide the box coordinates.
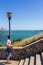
[24,58,29,65]
[36,54,41,65]
[41,52,43,58]
[19,59,24,65]
[29,56,34,65]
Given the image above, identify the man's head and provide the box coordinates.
[7,36,10,39]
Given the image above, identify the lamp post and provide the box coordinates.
[7,12,12,36]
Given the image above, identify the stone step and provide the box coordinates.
[29,56,34,65]
[41,52,43,59]
[24,58,29,65]
[19,59,24,65]
[36,54,41,65]
[41,52,43,64]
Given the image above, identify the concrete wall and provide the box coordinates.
[0,39,43,60]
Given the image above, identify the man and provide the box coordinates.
[6,36,12,64]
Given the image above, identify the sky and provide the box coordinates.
[0,0,43,30]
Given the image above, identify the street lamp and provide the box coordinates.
[7,12,12,36]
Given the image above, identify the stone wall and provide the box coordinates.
[0,39,43,60]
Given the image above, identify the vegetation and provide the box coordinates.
[0,44,6,47]
[12,33,43,47]
[0,33,43,47]
[11,38,22,44]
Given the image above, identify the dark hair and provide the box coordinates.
[7,36,10,39]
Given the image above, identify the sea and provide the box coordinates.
[0,30,43,44]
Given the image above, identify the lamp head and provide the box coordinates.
[7,12,12,21]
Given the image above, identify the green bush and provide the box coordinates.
[12,38,22,44]
[14,38,22,41]
[0,44,2,47]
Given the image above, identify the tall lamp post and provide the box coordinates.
[7,12,12,36]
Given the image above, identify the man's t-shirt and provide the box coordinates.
[6,39,11,47]
[6,39,12,52]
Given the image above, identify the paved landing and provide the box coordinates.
[0,60,19,65]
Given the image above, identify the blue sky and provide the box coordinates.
[0,0,43,30]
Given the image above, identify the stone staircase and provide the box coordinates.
[0,52,43,65]
[19,52,43,65]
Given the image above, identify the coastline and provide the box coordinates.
[0,33,43,47]
[0,30,42,44]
